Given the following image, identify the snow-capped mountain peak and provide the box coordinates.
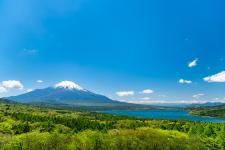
[7,80,114,105]
[54,81,84,90]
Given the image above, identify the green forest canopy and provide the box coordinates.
[0,101,224,150]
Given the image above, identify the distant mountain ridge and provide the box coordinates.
[6,81,115,106]
[6,81,222,110]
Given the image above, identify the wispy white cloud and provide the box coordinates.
[179,79,192,84]
[117,99,153,104]
[116,91,134,97]
[188,59,198,68]
[36,80,43,83]
[115,92,222,105]
[22,48,39,56]
[213,98,219,101]
[204,71,225,82]
[141,97,151,100]
[26,88,33,92]
[158,95,167,98]
[0,86,7,93]
[2,80,24,90]
[193,93,204,99]
[140,89,154,94]
[116,99,224,105]
[212,97,225,102]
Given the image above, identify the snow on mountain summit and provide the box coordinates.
[54,81,84,90]
[7,80,114,104]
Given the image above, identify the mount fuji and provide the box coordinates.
[6,81,117,106]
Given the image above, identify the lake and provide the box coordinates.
[101,109,225,123]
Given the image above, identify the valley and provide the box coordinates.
[1,0,225,149]
[0,99,225,149]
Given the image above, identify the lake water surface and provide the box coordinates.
[101,109,225,123]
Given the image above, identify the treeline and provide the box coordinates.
[0,102,225,149]
[8,111,225,140]
[10,112,116,133]
[189,105,225,118]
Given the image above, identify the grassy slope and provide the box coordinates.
[0,99,224,149]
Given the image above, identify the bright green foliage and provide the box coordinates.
[0,101,224,150]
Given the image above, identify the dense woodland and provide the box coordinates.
[189,105,225,118]
[0,100,225,150]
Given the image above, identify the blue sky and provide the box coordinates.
[0,0,225,104]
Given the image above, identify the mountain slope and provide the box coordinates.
[6,81,115,106]
[5,81,164,110]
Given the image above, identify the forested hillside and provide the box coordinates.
[0,100,225,150]
[189,105,225,118]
